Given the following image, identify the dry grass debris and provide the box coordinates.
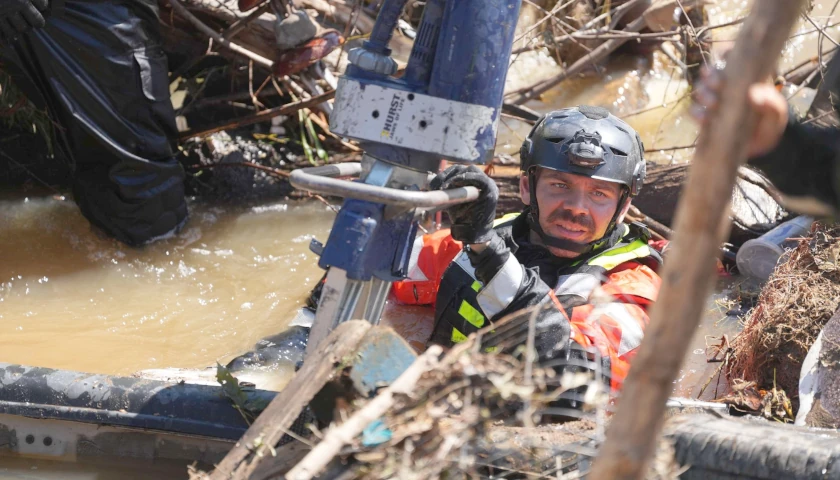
[340,342,599,479]
[726,222,840,412]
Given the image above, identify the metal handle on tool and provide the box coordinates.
[290,162,480,208]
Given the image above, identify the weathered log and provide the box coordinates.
[159,0,279,62]
[508,15,649,104]
[507,0,705,103]
[633,164,788,246]
[783,46,838,86]
[631,164,686,228]
[168,0,274,67]
[627,205,673,240]
[591,1,807,479]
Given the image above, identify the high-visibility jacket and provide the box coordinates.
[392,212,662,391]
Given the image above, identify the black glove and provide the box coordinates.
[430,165,499,244]
[0,0,49,42]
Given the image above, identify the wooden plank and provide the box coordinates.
[589,2,808,479]
[207,320,372,480]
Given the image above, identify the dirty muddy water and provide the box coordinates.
[1,1,839,477]
[0,198,333,377]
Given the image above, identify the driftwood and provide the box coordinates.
[591,1,807,479]
[626,205,672,240]
[783,46,839,86]
[159,0,280,63]
[633,164,788,245]
[251,310,558,479]
[507,0,705,103]
[206,320,373,480]
[631,164,687,229]
[168,0,274,67]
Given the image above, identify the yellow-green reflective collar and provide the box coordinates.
[586,239,651,270]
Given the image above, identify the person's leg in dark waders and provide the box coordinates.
[1,0,188,246]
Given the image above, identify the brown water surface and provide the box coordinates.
[0,1,838,477]
[0,198,333,375]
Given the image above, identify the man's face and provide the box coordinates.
[520,169,629,258]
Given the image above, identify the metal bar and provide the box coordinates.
[335,279,365,325]
[305,268,349,358]
[362,278,392,326]
[298,162,363,178]
[290,164,479,207]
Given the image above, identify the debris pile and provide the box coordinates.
[0,0,716,198]
[506,0,709,104]
[321,346,597,479]
[726,223,840,412]
[191,310,687,479]
[715,379,794,422]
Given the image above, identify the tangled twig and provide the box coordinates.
[727,223,840,410]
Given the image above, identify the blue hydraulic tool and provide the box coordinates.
[291,0,523,356]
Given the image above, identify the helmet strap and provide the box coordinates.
[526,167,628,255]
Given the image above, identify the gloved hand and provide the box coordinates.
[691,65,788,158]
[0,0,49,42]
[430,165,499,244]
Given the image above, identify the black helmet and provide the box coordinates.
[520,105,645,196]
[519,106,646,254]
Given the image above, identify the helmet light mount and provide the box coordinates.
[567,130,606,169]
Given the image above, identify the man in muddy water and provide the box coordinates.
[232,106,664,402]
[0,0,187,246]
[398,105,663,396]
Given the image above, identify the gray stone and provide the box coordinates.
[274,10,318,50]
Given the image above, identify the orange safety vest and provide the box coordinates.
[393,214,662,391]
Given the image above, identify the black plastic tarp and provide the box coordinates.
[2,0,187,246]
